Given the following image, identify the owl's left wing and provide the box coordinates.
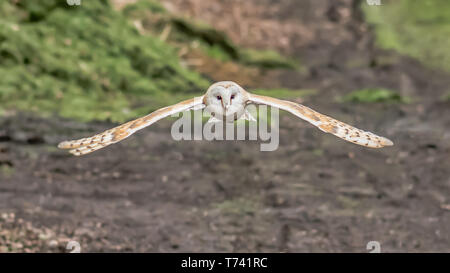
[58,96,204,156]
[247,93,393,148]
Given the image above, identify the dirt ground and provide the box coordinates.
[1,0,450,252]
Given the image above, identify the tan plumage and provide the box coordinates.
[247,94,393,148]
[58,97,204,156]
[58,81,393,156]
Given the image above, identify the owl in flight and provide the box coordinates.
[58,81,393,156]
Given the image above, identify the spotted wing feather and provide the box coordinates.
[248,94,393,148]
[58,97,204,156]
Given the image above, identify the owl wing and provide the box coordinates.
[247,93,393,148]
[58,96,205,156]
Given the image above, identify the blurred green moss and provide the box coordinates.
[0,164,15,178]
[362,0,450,72]
[251,88,316,99]
[170,17,240,59]
[215,198,259,215]
[174,19,298,68]
[124,0,298,69]
[0,0,208,123]
[442,92,450,102]
[122,0,167,16]
[341,88,409,103]
[239,49,298,69]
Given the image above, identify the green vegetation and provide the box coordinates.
[362,0,450,72]
[122,0,167,15]
[215,198,259,215]
[124,0,297,69]
[341,88,409,103]
[239,49,298,69]
[442,92,450,102]
[170,17,239,60]
[251,88,316,99]
[0,0,299,123]
[0,164,14,178]
[0,0,209,122]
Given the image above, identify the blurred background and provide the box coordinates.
[0,0,449,252]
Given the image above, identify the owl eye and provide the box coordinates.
[231,94,235,100]
[216,96,222,100]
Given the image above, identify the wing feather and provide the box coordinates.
[58,96,204,156]
[248,94,393,148]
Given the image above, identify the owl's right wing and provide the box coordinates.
[58,96,205,156]
[247,93,393,148]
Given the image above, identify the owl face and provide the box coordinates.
[204,81,248,121]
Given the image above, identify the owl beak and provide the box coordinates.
[222,98,231,112]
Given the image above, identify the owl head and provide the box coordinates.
[204,81,249,121]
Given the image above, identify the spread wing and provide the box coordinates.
[58,97,205,156]
[247,94,393,148]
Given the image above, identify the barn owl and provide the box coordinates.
[58,81,393,156]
